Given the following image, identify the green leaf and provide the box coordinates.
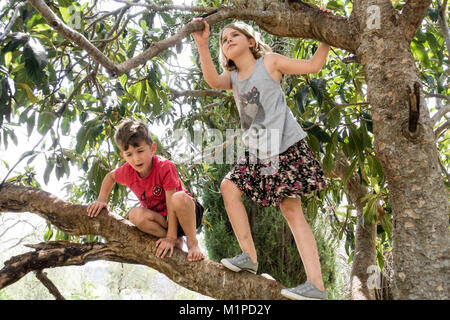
[327,0,345,10]
[377,250,385,271]
[43,158,54,185]
[343,158,358,187]
[307,135,320,154]
[323,151,334,173]
[24,38,48,83]
[327,107,341,128]
[363,197,377,225]
[37,111,56,134]
[427,8,439,22]
[411,41,430,68]
[360,111,373,133]
[27,112,36,136]
[309,78,326,106]
[75,119,98,154]
[44,227,53,241]
[295,86,309,115]
[17,82,39,103]
[425,32,440,53]
[308,124,331,144]
[1,33,29,53]
[61,116,71,135]
[360,122,372,150]
[307,199,318,219]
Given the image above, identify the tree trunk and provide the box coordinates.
[0,183,287,299]
[353,1,449,299]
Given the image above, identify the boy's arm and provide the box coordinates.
[86,170,116,217]
[193,19,231,90]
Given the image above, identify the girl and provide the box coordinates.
[193,18,330,300]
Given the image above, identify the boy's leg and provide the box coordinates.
[170,191,205,262]
[129,207,167,238]
[220,179,257,264]
[279,197,325,291]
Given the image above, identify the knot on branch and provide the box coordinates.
[407,82,421,133]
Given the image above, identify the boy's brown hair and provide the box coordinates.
[114,119,153,151]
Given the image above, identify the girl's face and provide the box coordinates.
[221,27,255,60]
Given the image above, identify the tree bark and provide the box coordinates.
[27,0,356,77]
[353,0,449,299]
[0,182,287,300]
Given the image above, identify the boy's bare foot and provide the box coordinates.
[187,239,205,262]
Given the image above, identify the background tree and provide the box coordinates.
[0,0,448,299]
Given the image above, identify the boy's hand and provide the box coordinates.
[86,201,109,218]
[192,18,210,47]
[155,237,176,259]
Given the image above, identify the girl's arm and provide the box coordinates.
[193,19,231,90]
[268,42,331,77]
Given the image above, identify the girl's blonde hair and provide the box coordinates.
[219,22,272,71]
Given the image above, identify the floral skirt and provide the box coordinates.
[225,139,326,207]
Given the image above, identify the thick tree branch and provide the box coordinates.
[437,0,450,55]
[432,103,450,125]
[0,183,286,299]
[0,241,129,290]
[254,1,356,53]
[27,0,355,77]
[401,0,433,41]
[27,0,120,76]
[435,120,449,138]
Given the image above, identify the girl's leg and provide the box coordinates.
[220,178,258,263]
[129,207,167,238]
[280,197,325,291]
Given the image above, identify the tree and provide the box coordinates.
[0,0,448,299]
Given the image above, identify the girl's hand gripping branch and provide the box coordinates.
[192,18,210,48]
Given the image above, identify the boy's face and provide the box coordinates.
[120,141,157,178]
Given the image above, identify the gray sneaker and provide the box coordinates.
[221,252,258,274]
[281,281,328,300]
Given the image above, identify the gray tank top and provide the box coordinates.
[230,57,306,159]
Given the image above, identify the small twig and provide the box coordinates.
[304,101,370,131]
[0,133,47,191]
[35,270,66,300]
[113,0,220,13]
[170,88,226,99]
[0,2,27,42]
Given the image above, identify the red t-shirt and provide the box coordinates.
[114,155,192,216]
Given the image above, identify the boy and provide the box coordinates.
[86,119,205,262]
